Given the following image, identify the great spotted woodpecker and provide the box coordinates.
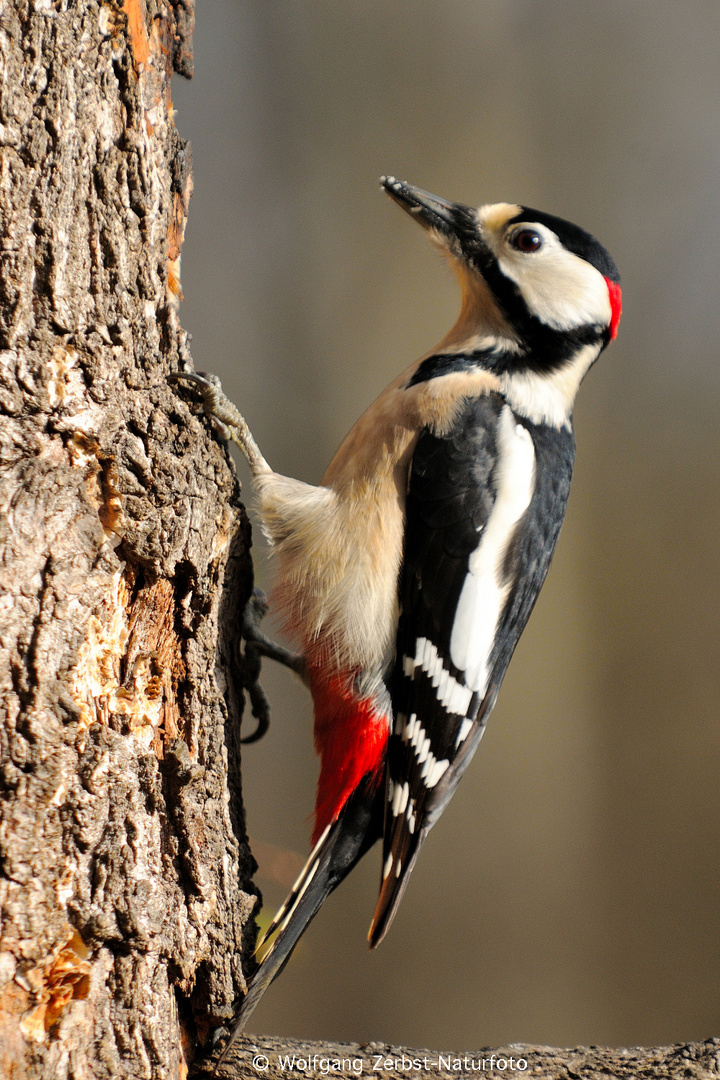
[172,177,621,1048]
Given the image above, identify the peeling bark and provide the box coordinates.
[0,2,256,1077]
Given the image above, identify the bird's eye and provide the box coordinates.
[510,229,543,253]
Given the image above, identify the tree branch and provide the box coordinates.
[197,1033,720,1080]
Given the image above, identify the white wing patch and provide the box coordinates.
[450,405,536,694]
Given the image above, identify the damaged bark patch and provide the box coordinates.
[122,0,152,68]
[17,928,91,1044]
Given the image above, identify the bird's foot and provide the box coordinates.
[239,588,307,744]
[168,369,268,473]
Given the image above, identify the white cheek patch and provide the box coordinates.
[450,405,536,694]
[498,243,612,332]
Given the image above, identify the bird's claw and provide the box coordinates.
[239,589,307,744]
[169,370,242,434]
[169,375,292,739]
[169,369,268,473]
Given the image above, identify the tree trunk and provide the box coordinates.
[0,3,257,1076]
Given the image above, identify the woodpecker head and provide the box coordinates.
[382,178,621,427]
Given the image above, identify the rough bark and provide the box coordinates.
[0,2,257,1077]
[203,1034,720,1080]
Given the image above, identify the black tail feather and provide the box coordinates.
[217,774,383,1064]
[367,826,428,949]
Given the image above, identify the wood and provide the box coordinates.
[201,1033,720,1080]
[0,2,257,1076]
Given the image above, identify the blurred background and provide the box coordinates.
[173,1,720,1052]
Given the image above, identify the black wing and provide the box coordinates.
[369,394,575,946]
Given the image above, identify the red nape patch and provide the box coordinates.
[309,667,389,846]
[605,278,622,340]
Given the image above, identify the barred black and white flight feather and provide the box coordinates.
[369,388,576,946]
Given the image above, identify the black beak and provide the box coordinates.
[380,176,458,233]
[380,177,486,273]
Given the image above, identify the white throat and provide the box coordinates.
[500,341,601,429]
